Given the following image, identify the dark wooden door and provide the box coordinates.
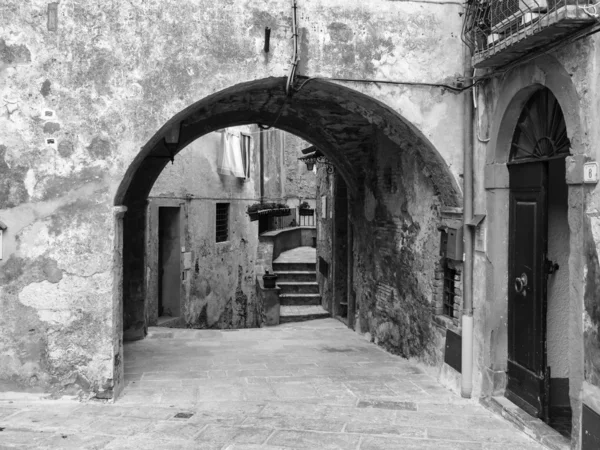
[506,162,549,419]
[158,207,181,318]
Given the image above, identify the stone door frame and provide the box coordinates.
[482,55,586,445]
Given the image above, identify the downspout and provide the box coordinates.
[260,130,265,202]
[461,47,475,399]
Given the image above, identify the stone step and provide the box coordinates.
[277,281,319,294]
[273,271,317,282]
[280,293,322,306]
[279,305,330,323]
[273,261,316,272]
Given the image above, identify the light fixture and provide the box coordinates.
[165,123,181,164]
[304,157,334,174]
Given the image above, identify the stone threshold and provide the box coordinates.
[480,395,570,450]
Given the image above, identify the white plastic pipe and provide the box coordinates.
[461,314,474,398]
[460,59,475,398]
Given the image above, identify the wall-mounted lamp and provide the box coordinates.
[304,156,335,174]
[264,27,271,53]
[164,123,181,164]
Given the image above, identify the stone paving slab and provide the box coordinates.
[0,319,548,449]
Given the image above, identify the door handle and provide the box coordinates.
[514,273,528,296]
[545,258,559,275]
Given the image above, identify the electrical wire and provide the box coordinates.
[293,75,482,94]
[285,0,300,96]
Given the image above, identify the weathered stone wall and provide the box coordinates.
[283,133,317,206]
[316,168,334,313]
[318,131,444,363]
[0,0,464,396]
[147,127,309,329]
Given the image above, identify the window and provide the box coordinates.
[241,133,251,179]
[216,203,229,243]
[443,264,457,318]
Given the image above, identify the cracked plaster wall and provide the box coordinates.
[0,0,464,395]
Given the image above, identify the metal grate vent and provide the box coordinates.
[443,265,457,318]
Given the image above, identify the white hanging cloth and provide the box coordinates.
[217,129,246,178]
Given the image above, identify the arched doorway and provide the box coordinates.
[112,76,461,394]
[505,88,572,434]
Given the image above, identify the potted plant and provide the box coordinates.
[247,202,264,221]
[247,202,291,220]
[272,202,291,217]
[298,201,314,216]
[262,269,278,288]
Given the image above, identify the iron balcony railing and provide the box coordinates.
[462,0,598,68]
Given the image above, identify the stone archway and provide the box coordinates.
[112,76,462,396]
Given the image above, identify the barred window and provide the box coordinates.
[216,203,229,243]
[443,264,457,318]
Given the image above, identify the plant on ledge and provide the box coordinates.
[247,202,291,221]
[298,201,314,216]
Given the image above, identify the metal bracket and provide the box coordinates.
[466,214,486,228]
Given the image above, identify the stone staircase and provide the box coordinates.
[272,247,329,323]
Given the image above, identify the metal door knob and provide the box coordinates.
[514,273,528,296]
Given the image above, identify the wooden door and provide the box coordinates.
[158,206,181,318]
[506,162,549,419]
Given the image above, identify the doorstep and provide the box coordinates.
[480,396,570,450]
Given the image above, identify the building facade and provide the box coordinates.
[141,126,315,334]
[1,0,599,447]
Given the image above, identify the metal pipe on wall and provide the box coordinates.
[461,53,475,399]
[260,130,265,202]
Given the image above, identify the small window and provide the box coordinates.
[443,264,457,318]
[216,203,229,243]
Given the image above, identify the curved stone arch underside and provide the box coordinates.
[115,77,461,207]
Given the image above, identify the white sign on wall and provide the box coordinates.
[584,162,599,184]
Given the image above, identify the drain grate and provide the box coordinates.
[174,412,194,419]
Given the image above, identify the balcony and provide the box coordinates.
[462,0,597,68]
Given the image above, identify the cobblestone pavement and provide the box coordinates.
[0,319,546,449]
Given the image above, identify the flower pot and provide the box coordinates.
[299,208,314,216]
[248,211,259,221]
[272,208,290,217]
[263,270,278,288]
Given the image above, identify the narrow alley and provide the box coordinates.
[0,319,544,449]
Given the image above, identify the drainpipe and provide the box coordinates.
[260,130,265,202]
[461,49,475,399]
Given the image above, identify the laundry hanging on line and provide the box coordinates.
[217,129,250,178]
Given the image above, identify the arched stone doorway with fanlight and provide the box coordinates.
[482,55,587,446]
[505,87,572,433]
